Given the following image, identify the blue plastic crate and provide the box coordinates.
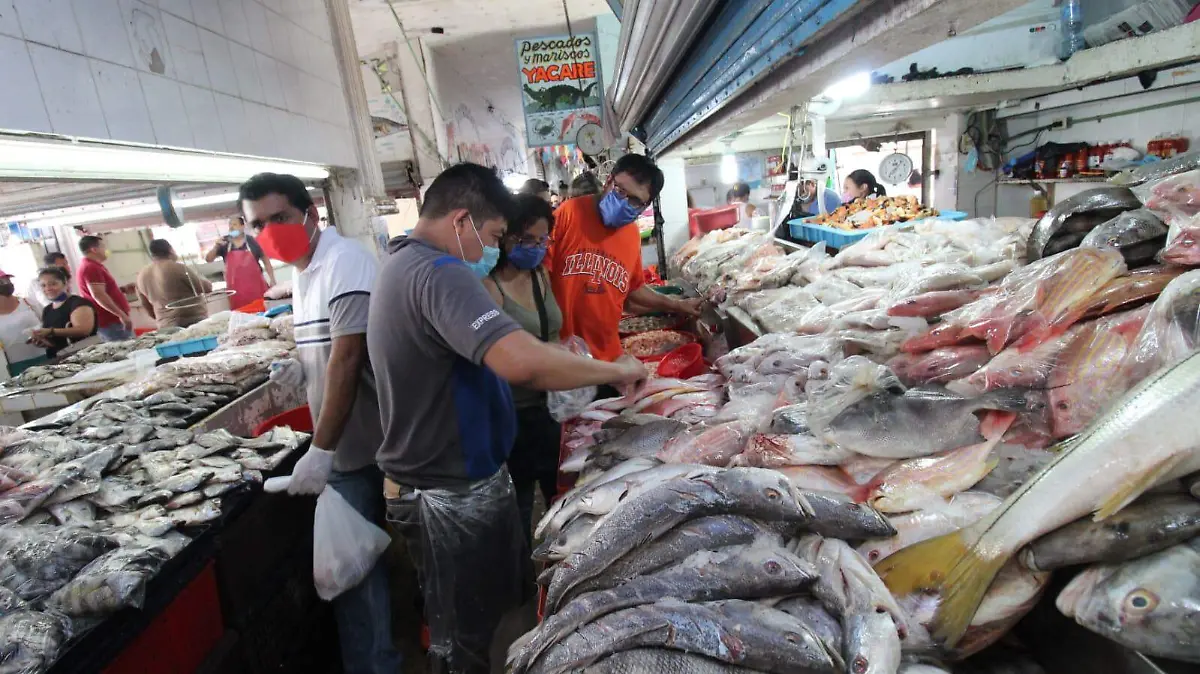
[788,210,970,247]
[155,336,218,358]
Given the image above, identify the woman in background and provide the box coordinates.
[727,182,757,218]
[0,271,47,375]
[29,267,97,359]
[482,194,563,543]
[205,215,276,310]
[843,169,887,203]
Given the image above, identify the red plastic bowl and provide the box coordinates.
[253,405,314,437]
[655,343,706,378]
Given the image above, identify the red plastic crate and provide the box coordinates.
[688,205,740,237]
[103,562,224,674]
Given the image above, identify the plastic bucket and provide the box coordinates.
[253,405,313,437]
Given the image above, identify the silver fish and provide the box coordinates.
[158,469,214,494]
[195,456,240,470]
[170,498,222,527]
[823,386,1029,459]
[1021,494,1200,571]
[877,350,1200,649]
[582,649,763,673]
[1058,537,1200,663]
[165,490,205,510]
[229,449,271,471]
[512,545,816,672]
[1028,187,1140,260]
[135,489,173,507]
[792,535,909,638]
[798,490,896,540]
[107,505,168,528]
[46,545,170,616]
[1081,208,1168,251]
[775,596,842,655]
[561,515,783,601]
[532,514,599,562]
[531,598,839,674]
[176,443,222,461]
[559,420,687,473]
[843,610,901,674]
[535,458,658,541]
[545,468,812,613]
[202,482,237,498]
[0,611,67,673]
[47,500,96,526]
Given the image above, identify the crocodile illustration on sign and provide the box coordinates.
[523,82,598,112]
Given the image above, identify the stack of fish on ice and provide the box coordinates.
[0,343,307,673]
[526,155,1200,672]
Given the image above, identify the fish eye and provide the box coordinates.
[867,549,881,562]
[765,488,781,500]
[852,656,870,674]
[1123,589,1159,615]
[763,560,782,574]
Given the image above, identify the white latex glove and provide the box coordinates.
[282,445,335,495]
[269,357,305,388]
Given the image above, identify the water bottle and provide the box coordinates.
[1059,0,1085,60]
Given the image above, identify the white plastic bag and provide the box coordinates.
[546,336,598,422]
[312,486,391,601]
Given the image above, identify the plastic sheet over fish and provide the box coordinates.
[1027,187,1141,261]
[0,526,117,602]
[46,543,172,616]
[0,610,68,674]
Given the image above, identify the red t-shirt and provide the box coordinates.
[546,196,644,362]
[77,258,130,328]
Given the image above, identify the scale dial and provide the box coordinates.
[879,152,914,185]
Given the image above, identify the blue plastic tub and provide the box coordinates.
[155,336,218,358]
[788,210,970,247]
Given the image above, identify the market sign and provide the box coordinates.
[515,33,603,149]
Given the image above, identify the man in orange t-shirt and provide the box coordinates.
[546,154,702,362]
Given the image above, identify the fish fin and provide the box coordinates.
[979,411,1017,441]
[1094,453,1185,521]
[930,544,1008,648]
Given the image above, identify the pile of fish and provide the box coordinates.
[0,342,307,673]
[60,333,173,367]
[515,465,902,674]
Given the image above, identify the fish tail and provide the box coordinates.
[978,411,1017,440]
[874,527,1007,649]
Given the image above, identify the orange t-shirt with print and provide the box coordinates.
[545,195,644,362]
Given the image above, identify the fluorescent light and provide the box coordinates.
[720,153,738,184]
[822,72,871,100]
[503,173,530,191]
[0,136,329,183]
[21,188,316,229]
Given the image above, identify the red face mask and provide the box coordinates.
[256,213,315,263]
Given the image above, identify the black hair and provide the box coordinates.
[730,182,751,200]
[419,162,516,226]
[43,252,66,266]
[78,235,103,254]
[611,154,665,200]
[519,178,550,196]
[148,239,174,259]
[238,173,315,213]
[846,169,887,198]
[496,194,555,271]
[38,266,70,286]
[569,172,600,198]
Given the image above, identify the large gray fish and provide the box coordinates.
[512,545,816,672]
[530,599,839,674]
[822,386,1028,459]
[544,468,811,613]
[1057,537,1200,663]
[876,350,1200,650]
[1021,494,1200,571]
[1028,186,1140,260]
[540,464,719,542]
[775,596,842,655]
[1081,208,1168,257]
[791,535,909,637]
[532,514,599,562]
[558,515,782,601]
[799,490,896,540]
[559,420,687,473]
[583,649,762,673]
[535,458,658,541]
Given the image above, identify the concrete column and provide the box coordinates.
[324,0,385,200]
[932,113,963,212]
[657,156,690,264]
[421,40,451,170]
[394,37,446,187]
[327,168,387,255]
[596,12,621,95]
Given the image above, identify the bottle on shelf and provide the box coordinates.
[1075,145,1089,175]
[1059,0,1085,60]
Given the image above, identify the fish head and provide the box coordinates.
[713,468,812,522]
[1059,542,1200,653]
[1162,228,1200,266]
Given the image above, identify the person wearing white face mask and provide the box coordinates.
[205,215,276,310]
[368,163,647,673]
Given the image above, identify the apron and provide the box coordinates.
[224,246,268,311]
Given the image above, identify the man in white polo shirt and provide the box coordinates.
[240,173,401,674]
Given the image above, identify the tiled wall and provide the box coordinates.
[0,0,356,166]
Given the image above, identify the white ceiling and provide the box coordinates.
[349,0,612,54]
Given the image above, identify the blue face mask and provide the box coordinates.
[52,292,69,303]
[508,243,547,270]
[598,190,643,228]
[455,215,500,278]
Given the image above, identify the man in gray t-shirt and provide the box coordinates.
[243,173,401,674]
[368,163,647,672]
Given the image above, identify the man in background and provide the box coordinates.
[547,154,701,363]
[519,178,551,203]
[205,215,277,310]
[26,252,69,313]
[77,235,133,342]
[136,239,212,329]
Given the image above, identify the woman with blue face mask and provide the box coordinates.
[482,194,563,544]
